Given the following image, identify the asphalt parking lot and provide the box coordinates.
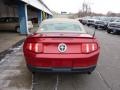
[0,26,120,90]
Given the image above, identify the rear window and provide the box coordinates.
[37,22,86,33]
[8,18,18,22]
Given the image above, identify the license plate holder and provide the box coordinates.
[52,60,72,67]
[52,68,71,72]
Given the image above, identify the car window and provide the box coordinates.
[8,18,18,23]
[14,18,19,22]
[37,22,86,33]
[0,18,6,23]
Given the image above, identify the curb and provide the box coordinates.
[0,39,25,61]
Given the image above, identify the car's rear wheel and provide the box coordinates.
[87,72,92,74]
[27,64,36,74]
[29,69,35,74]
[95,26,98,29]
[107,29,111,33]
[87,24,90,26]
[103,26,107,30]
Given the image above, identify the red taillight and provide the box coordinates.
[26,43,43,53]
[81,43,98,53]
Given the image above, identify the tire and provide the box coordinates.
[103,26,107,30]
[87,72,92,74]
[107,29,111,33]
[87,24,90,27]
[15,27,20,33]
[103,28,106,30]
[27,65,35,74]
[95,26,98,29]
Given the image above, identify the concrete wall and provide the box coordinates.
[0,0,39,20]
[27,9,37,19]
[0,0,51,19]
[0,0,18,17]
[0,0,38,20]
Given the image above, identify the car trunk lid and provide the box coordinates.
[27,33,95,54]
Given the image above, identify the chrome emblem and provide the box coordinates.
[58,43,67,53]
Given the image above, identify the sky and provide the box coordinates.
[43,0,120,14]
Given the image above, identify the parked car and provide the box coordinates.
[23,18,100,74]
[81,17,91,25]
[87,19,98,26]
[94,17,114,30]
[78,18,83,23]
[0,17,33,32]
[107,19,120,34]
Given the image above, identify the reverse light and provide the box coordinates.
[81,43,98,53]
[26,43,43,53]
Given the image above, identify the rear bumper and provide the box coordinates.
[27,64,96,73]
[24,50,99,72]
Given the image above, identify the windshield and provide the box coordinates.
[37,22,86,33]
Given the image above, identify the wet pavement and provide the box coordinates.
[0,26,120,90]
[32,72,109,90]
[0,45,32,90]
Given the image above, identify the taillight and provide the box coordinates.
[26,43,43,53]
[81,43,98,53]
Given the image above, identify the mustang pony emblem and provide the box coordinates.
[58,43,67,53]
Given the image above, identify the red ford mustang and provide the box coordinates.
[23,18,100,74]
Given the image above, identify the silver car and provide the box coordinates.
[0,17,33,32]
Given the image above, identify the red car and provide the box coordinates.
[23,18,100,74]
